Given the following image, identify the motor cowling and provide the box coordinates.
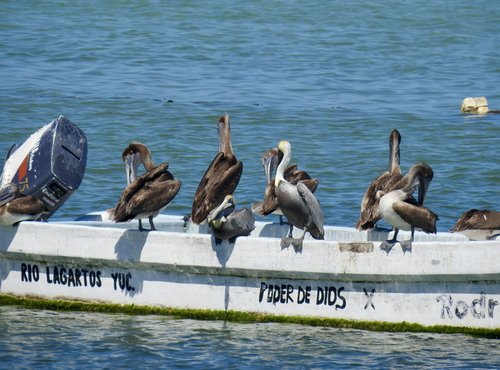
[0,115,87,220]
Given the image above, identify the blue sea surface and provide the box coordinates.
[0,307,499,369]
[1,0,499,368]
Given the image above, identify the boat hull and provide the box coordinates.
[1,216,499,335]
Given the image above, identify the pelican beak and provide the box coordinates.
[417,176,430,205]
[262,148,280,184]
[124,152,140,185]
[263,156,274,184]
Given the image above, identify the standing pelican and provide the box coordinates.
[112,142,181,231]
[274,140,324,252]
[356,129,403,230]
[451,209,500,239]
[377,163,438,253]
[252,147,319,223]
[207,194,255,245]
[0,183,46,226]
[191,113,243,224]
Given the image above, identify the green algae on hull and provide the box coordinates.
[1,293,499,339]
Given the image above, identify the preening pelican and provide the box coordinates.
[356,129,403,230]
[252,147,318,224]
[451,209,500,240]
[112,142,181,231]
[377,163,438,253]
[0,183,46,226]
[274,140,324,252]
[191,113,243,224]
[207,194,255,245]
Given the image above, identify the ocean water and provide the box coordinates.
[0,0,499,368]
[0,307,499,370]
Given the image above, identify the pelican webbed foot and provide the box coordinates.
[380,228,400,254]
[380,240,397,254]
[400,228,415,253]
[290,238,303,253]
[400,240,413,253]
[214,237,223,246]
[280,236,293,250]
[291,229,308,253]
[281,223,295,250]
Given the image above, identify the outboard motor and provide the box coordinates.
[0,115,87,220]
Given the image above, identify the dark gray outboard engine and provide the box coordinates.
[0,115,87,220]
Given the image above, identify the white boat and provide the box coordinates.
[1,214,499,337]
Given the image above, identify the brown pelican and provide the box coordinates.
[207,194,255,245]
[274,140,324,253]
[112,142,181,231]
[356,129,403,230]
[191,113,243,224]
[0,183,46,226]
[252,147,318,223]
[377,163,438,253]
[451,209,500,240]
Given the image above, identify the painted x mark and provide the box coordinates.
[364,288,376,310]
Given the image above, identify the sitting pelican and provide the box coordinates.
[356,129,403,230]
[451,209,500,240]
[191,113,243,224]
[377,163,438,253]
[252,147,318,223]
[274,140,324,253]
[112,142,181,231]
[207,194,255,245]
[0,183,47,226]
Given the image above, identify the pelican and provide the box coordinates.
[253,147,319,223]
[274,140,324,253]
[207,194,255,245]
[191,113,243,224]
[356,129,403,230]
[252,147,318,225]
[0,183,46,226]
[451,209,500,240]
[377,163,438,253]
[112,142,181,231]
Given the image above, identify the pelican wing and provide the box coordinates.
[261,183,279,215]
[286,166,319,192]
[393,201,438,234]
[452,209,500,231]
[251,201,264,216]
[226,208,256,237]
[113,164,180,222]
[284,164,298,179]
[125,179,181,217]
[119,163,170,204]
[356,171,403,230]
[297,182,324,238]
[299,178,319,193]
[6,196,46,216]
[191,152,243,224]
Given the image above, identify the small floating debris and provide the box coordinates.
[461,97,500,114]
